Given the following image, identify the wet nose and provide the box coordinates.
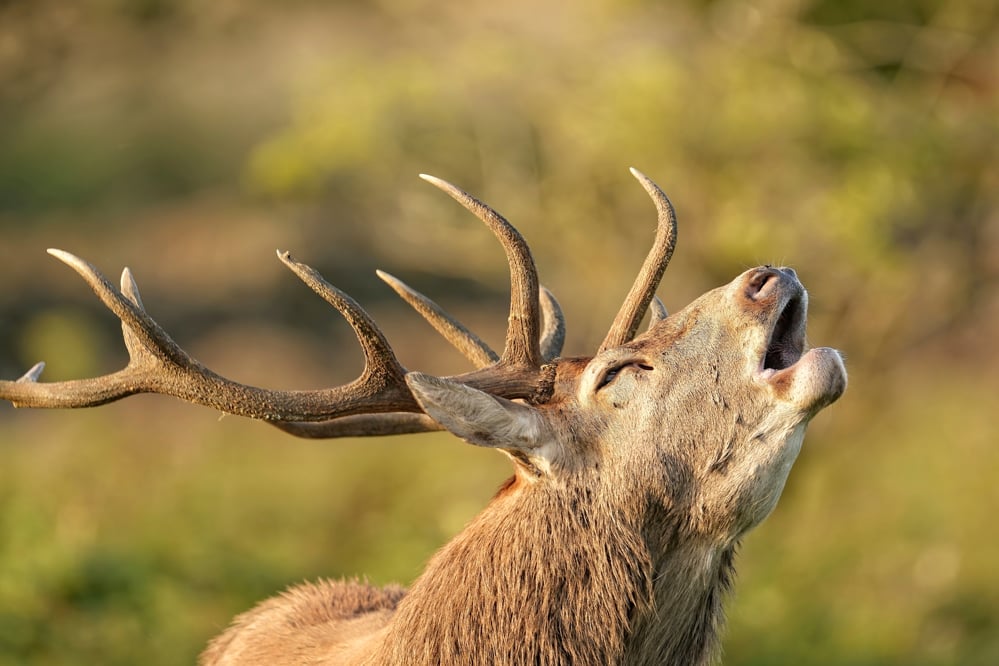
[779,266,798,280]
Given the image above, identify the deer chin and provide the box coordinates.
[759,347,847,412]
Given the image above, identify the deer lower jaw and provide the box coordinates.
[757,346,847,412]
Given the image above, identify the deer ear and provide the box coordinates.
[405,372,551,454]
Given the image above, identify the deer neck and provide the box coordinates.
[373,475,734,665]
[624,514,738,665]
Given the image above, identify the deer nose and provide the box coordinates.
[779,266,798,281]
[744,266,783,301]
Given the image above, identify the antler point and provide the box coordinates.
[419,173,455,194]
[629,167,652,185]
[46,248,77,265]
[375,270,403,289]
[18,361,46,383]
[120,267,136,288]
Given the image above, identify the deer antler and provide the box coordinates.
[600,168,677,351]
[0,174,558,438]
[417,174,543,369]
[1,170,674,436]
[375,270,499,368]
[0,248,419,420]
[275,175,562,439]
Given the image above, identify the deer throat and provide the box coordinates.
[374,488,653,664]
[623,540,737,665]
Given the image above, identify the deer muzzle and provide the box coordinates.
[744,266,848,411]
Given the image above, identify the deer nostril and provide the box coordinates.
[745,267,780,301]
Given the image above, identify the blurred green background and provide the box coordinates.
[0,0,996,663]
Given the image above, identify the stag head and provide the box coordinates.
[405,175,845,546]
[411,269,846,546]
[0,168,847,664]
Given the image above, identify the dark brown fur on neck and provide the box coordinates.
[203,474,737,666]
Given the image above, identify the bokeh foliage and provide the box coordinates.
[0,0,997,664]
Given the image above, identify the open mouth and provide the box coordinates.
[761,295,806,376]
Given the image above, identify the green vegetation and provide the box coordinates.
[1,0,996,663]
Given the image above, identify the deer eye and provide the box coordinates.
[597,367,621,389]
[596,361,653,390]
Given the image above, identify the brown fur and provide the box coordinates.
[201,580,406,665]
[200,266,847,665]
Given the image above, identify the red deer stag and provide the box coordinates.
[0,169,846,665]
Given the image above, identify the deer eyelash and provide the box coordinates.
[597,362,654,390]
[597,367,621,390]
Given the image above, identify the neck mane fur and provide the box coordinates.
[371,476,738,665]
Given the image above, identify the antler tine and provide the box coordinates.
[48,249,193,367]
[648,296,668,330]
[120,266,150,358]
[376,270,499,368]
[0,249,421,421]
[277,252,408,386]
[277,284,563,435]
[419,175,543,369]
[377,269,566,367]
[539,286,565,361]
[17,362,46,384]
[599,168,678,352]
